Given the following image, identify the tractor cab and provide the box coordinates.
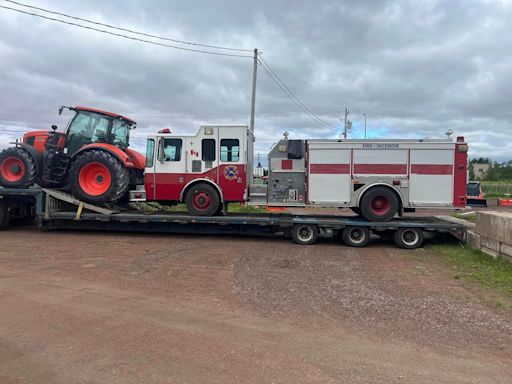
[57,106,136,155]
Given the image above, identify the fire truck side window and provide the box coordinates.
[202,139,216,161]
[146,139,155,168]
[220,139,240,162]
[160,138,182,162]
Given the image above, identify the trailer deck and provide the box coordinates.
[0,187,467,248]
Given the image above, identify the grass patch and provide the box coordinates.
[452,212,477,223]
[132,202,268,214]
[428,243,512,310]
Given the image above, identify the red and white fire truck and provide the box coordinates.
[141,125,467,221]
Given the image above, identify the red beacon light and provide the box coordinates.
[456,136,464,142]
[158,128,171,134]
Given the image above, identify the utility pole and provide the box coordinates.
[343,108,350,139]
[363,113,367,139]
[250,48,258,134]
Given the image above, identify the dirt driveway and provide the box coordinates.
[0,227,511,383]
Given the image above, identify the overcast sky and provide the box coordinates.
[1,0,511,162]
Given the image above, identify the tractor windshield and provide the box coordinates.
[65,111,133,154]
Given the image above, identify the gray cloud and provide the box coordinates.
[1,0,511,160]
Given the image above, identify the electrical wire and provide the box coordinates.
[0,5,253,58]
[258,57,335,129]
[4,0,253,52]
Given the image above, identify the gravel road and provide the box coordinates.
[0,227,511,383]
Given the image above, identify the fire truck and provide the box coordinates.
[141,125,467,222]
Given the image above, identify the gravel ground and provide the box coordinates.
[0,227,511,383]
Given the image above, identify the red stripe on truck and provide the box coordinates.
[309,164,350,174]
[411,164,453,175]
[354,164,407,174]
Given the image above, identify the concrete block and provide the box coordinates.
[476,211,512,244]
[500,242,512,259]
[466,230,480,249]
[479,235,500,253]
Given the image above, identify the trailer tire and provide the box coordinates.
[360,186,399,222]
[393,228,424,249]
[0,201,10,230]
[342,226,371,247]
[0,147,38,188]
[291,224,319,245]
[185,183,220,216]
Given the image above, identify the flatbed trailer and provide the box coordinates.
[0,187,467,249]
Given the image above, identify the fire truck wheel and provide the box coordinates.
[0,201,10,230]
[393,228,424,249]
[359,186,399,222]
[185,183,220,216]
[0,147,38,188]
[342,226,371,247]
[70,150,129,204]
[291,224,319,245]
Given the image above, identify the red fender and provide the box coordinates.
[124,148,146,170]
[73,143,136,168]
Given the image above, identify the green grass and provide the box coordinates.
[429,243,512,310]
[452,212,477,223]
[481,181,512,197]
[133,202,268,214]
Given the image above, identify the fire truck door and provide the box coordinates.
[153,137,187,200]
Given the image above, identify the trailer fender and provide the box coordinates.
[355,183,405,209]
[180,178,224,203]
[72,144,134,168]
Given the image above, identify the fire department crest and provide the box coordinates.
[224,166,239,181]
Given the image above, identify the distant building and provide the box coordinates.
[473,162,490,179]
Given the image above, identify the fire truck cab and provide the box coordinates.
[144,125,254,215]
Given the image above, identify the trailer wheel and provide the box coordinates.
[0,201,10,230]
[291,224,319,245]
[393,228,424,249]
[0,147,38,188]
[342,226,371,247]
[360,186,399,222]
[185,183,220,216]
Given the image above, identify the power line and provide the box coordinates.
[258,56,335,129]
[4,0,253,53]
[0,5,253,58]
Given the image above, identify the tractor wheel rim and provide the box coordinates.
[349,228,365,244]
[1,156,25,182]
[401,230,419,246]
[297,225,314,242]
[193,191,211,210]
[370,195,391,215]
[78,162,112,196]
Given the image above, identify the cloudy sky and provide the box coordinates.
[1,0,511,162]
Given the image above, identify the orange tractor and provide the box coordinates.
[0,106,145,204]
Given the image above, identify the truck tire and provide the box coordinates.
[70,150,129,204]
[359,186,399,222]
[0,201,9,229]
[291,224,319,245]
[185,183,220,216]
[342,226,370,247]
[393,228,424,249]
[0,147,38,188]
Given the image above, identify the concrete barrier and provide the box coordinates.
[471,211,512,262]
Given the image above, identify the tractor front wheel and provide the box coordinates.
[70,150,129,204]
[0,147,37,188]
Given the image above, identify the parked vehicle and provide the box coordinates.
[0,106,145,204]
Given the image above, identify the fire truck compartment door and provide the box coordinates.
[307,145,351,204]
[409,149,453,205]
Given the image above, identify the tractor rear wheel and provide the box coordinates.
[0,147,37,188]
[70,150,129,204]
[185,183,220,216]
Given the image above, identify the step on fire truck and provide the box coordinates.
[141,125,467,222]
